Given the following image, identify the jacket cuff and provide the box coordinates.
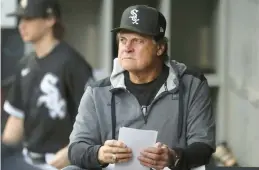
[83,145,109,169]
[170,147,184,169]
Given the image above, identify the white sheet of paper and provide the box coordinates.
[113,127,158,170]
[191,165,206,170]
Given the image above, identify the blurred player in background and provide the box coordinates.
[2,0,94,169]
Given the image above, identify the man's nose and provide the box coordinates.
[19,19,26,30]
[124,41,134,52]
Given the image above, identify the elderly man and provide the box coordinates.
[66,5,215,170]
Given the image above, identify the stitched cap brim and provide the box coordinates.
[7,8,41,18]
[111,25,156,37]
[7,12,23,17]
[7,8,26,17]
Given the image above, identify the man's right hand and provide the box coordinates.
[98,140,132,164]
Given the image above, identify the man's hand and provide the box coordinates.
[49,147,70,169]
[98,140,132,165]
[138,142,175,170]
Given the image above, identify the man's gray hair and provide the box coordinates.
[154,37,169,61]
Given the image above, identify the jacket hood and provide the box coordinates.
[110,58,187,92]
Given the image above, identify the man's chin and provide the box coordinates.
[121,63,137,71]
[122,67,142,73]
[21,38,31,43]
[21,36,35,43]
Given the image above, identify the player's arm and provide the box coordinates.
[2,116,24,145]
[64,56,94,122]
[2,73,25,146]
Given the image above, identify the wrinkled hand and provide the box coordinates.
[138,142,174,170]
[49,147,70,169]
[98,140,132,165]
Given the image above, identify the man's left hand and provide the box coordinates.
[138,142,174,170]
[49,147,70,169]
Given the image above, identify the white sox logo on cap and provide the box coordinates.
[20,0,28,8]
[160,27,164,33]
[129,9,139,25]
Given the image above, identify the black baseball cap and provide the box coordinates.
[7,0,61,18]
[112,5,167,40]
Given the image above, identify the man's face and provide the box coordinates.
[117,31,159,72]
[18,17,54,42]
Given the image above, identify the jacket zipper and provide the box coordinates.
[116,86,179,124]
[141,105,148,124]
[140,85,180,123]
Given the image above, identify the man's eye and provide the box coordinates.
[120,38,126,43]
[134,39,144,44]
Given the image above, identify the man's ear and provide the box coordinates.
[46,17,56,28]
[156,44,165,56]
